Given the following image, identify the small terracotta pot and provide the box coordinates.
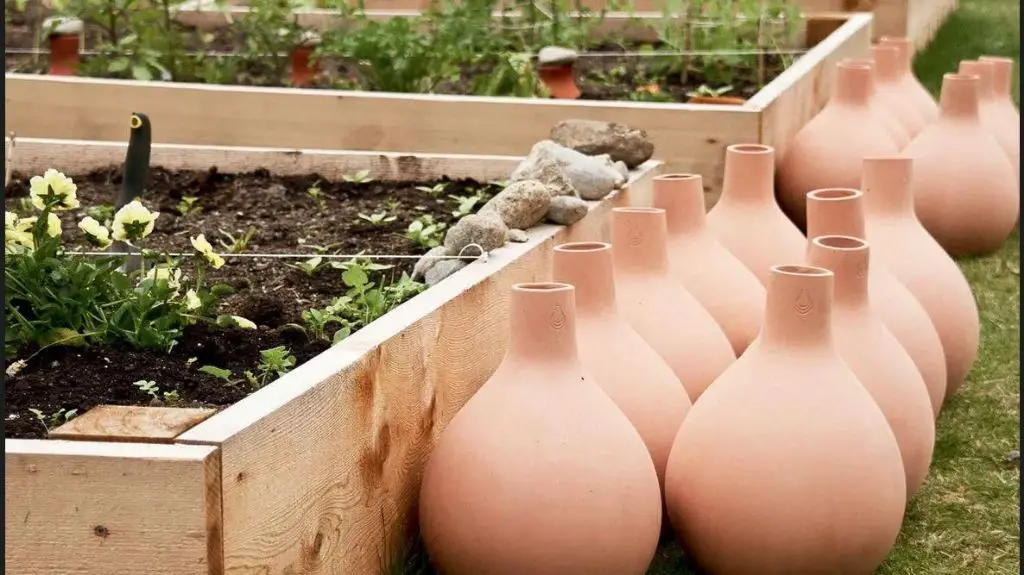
[806,235,936,498]
[48,33,79,76]
[289,45,318,88]
[959,59,1019,179]
[879,36,939,124]
[686,95,746,105]
[652,173,765,355]
[845,56,912,148]
[664,264,906,574]
[777,61,900,229]
[901,73,1018,256]
[805,186,947,418]
[419,282,662,575]
[537,64,581,99]
[706,144,806,286]
[552,242,691,488]
[871,43,928,137]
[860,157,980,400]
[611,207,736,402]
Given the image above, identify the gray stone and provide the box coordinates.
[443,211,508,256]
[479,180,551,229]
[537,46,578,66]
[550,119,655,169]
[424,259,468,286]
[612,161,630,178]
[508,229,529,243]
[512,140,623,201]
[546,196,589,225]
[411,246,446,281]
[510,157,579,198]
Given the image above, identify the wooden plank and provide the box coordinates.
[4,74,759,196]
[6,137,525,182]
[905,0,957,51]
[48,405,218,443]
[756,12,872,164]
[4,440,223,575]
[174,161,662,574]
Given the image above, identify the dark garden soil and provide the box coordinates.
[4,166,495,439]
[3,11,792,102]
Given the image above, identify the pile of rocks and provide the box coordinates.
[412,119,655,286]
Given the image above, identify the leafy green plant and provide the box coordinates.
[307,184,328,211]
[4,169,244,358]
[244,346,296,389]
[415,182,448,197]
[199,364,233,381]
[406,215,446,249]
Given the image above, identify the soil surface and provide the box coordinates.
[4,9,792,102]
[4,166,495,438]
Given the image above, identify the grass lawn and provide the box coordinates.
[881,2,1021,573]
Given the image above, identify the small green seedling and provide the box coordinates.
[199,365,233,382]
[244,346,296,389]
[342,169,374,184]
[307,184,328,211]
[288,255,325,276]
[357,211,397,226]
[415,182,448,196]
[218,227,256,253]
[406,215,446,249]
[132,379,181,405]
[176,196,202,217]
[28,407,78,433]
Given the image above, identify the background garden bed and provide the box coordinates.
[3,12,870,205]
[4,136,663,575]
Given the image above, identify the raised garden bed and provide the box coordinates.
[4,10,870,203]
[4,135,663,575]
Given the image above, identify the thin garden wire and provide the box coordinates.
[63,242,491,261]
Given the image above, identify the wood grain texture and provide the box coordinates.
[175,162,662,574]
[4,73,756,197]
[756,13,872,165]
[4,440,223,575]
[5,137,523,182]
[49,405,218,443]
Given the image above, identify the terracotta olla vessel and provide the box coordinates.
[845,56,913,147]
[959,59,1020,179]
[806,187,946,417]
[611,207,736,402]
[777,61,901,229]
[806,235,936,497]
[419,283,662,575]
[652,174,766,355]
[664,265,907,574]
[979,56,1020,152]
[901,73,1019,256]
[879,36,939,123]
[861,157,980,400]
[552,242,692,486]
[706,144,805,285]
[871,43,929,137]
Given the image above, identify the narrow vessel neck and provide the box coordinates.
[806,189,867,240]
[958,60,996,100]
[880,36,913,76]
[861,157,915,217]
[939,74,981,120]
[980,56,1014,97]
[759,266,835,351]
[720,145,776,204]
[611,208,672,273]
[871,45,901,82]
[505,284,580,364]
[806,237,870,308]
[652,174,708,235]
[833,62,873,106]
[552,243,617,316]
